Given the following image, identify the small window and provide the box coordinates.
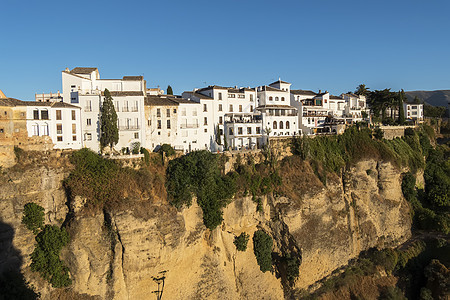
[87,118,91,126]
[33,110,39,120]
[56,110,62,120]
[247,127,252,134]
[72,124,76,134]
[279,121,284,129]
[250,94,254,101]
[275,97,279,101]
[229,105,233,112]
[256,127,261,134]
[41,110,49,120]
[218,92,222,100]
[72,135,77,141]
[167,109,170,117]
[56,124,62,134]
[173,108,177,114]
[229,128,234,135]
[250,105,254,112]
[203,104,207,112]
[219,104,222,111]
[238,127,243,135]
[204,128,207,133]
[0,128,4,133]
[71,110,76,120]
[204,117,208,125]
[219,116,223,124]
[286,121,290,129]
[239,105,242,112]
[157,108,161,117]
[85,133,92,141]
[269,96,273,101]
[167,120,171,129]
[157,120,161,129]
[57,136,63,142]
[281,97,285,101]
[273,121,277,129]
[134,132,139,139]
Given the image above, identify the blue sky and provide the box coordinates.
[1,0,449,100]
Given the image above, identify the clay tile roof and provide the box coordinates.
[51,102,80,108]
[0,98,25,106]
[291,89,317,96]
[122,76,143,81]
[70,67,98,74]
[269,79,291,85]
[144,95,180,106]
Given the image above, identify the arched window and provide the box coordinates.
[281,97,285,101]
[279,121,284,129]
[273,121,277,129]
[275,97,279,101]
[286,121,290,129]
[269,96,273,101]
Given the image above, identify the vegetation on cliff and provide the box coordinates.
[22,203,71,288]
[253,230,273,273]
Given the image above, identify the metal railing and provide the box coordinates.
[118,125,140,131]
[180,124,199,129]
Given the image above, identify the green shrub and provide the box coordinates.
[30,225,71,288]
[130,142,140,154]
[22,203,45,234]
[253,230,273,272]
[159,144,175,157]
[140,147,150,165]
[234,232,249,251]
[285,254,301,284]
[165,150,236,229]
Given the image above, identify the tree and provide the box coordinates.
[100,89,119,150]
[253,230,273,272]
[355,84,369,96]
[167,85,173,95]
[234,232,250,251]
[215,124,222,145]
[398,90,406,124]
[22,203,45,234]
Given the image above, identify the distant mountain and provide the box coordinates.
[405,90,450,108]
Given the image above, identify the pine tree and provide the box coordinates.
[167,85,173,95]
[100,89,119,150]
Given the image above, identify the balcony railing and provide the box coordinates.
[122,107,129,112]
[180,124,199,129]
[118,125,140,131]
[131,107,138,112]
[84,107,92,112]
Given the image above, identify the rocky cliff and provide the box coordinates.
[0,155,411,299]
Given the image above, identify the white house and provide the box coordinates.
[403,102,424,123]
[61,67,146,152]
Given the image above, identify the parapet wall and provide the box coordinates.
[380,125,416,140]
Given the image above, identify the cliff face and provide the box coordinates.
[0,158,411,299]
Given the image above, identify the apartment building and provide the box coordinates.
[403,102,424,123]
[61,67,146,152]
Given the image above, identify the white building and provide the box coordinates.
[257,80,299,140]
[61,67,146,152]
[403,102,424,123]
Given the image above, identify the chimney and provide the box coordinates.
[319,90,322,94]
[65,67,69,72]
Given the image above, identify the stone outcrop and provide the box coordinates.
[0,157,411,299]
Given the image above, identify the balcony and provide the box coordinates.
[122,107,129,112]
[84,107,92,112]
[131,107,138,112]
[225,114,262,124]
[180,124,199,129]
[118,125,140,131]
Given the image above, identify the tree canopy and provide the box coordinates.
[167,85,173,95]
[100,88,119,149]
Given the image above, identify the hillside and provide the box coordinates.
[405,90,450,108]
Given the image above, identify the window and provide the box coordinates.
[71,85,76,88]
[239,105,242,112]
[157,120,161,129]
[256,127,261,134]
[281,97,285,101]
[33,110,39,120]
[87,118,91,126]
[218,92,222,100]
[275,97,279,101]
[134,132,139,139]
[238,94,245,99]
[148,119,151,126]
[0,128,3,133]
[167,120,171,129]
[238,127,243,135]
[56,110,62,120]
[157,108,161,117]
[229,128,234,135]
[229,105,233,112]
[269,96,273,101]
[219,116,223,124]
[32,124,39,136]
[273,121,277,129]
[71,110,76,120]
[57,136,63,142]
[204,117,208,125]
[286,121,290,129]
[86,100,92,111]
[167,109,170,117]
[173,108,177,114]
[229,94,236,98]
[41,110,49,120]
[247,127,252,134]
[250,105,254,112]
[279,121,284,129]
[204,128,207,133]
[72,135,77,141]
[219,129,223,135]
[219,104,222,111]
[203,104,207,112]
[72,124,76,134]
[85,133,92,141]
[56,124,62,134]
[250,94,253,101]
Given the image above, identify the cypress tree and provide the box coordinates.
[100,89,119,150]
[167,85,173,95]
[398,89,405,125]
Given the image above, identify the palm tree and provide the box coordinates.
[355,84,369,96]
